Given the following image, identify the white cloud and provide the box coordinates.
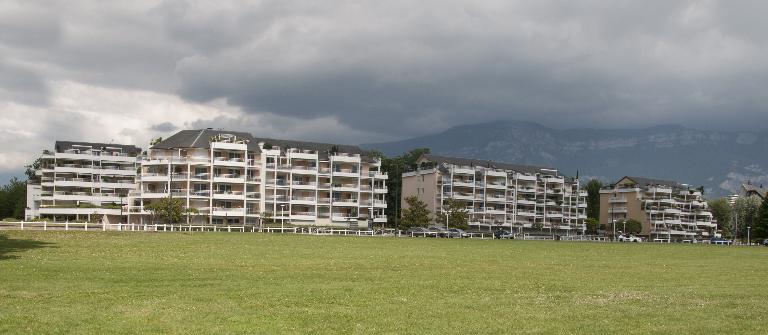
[0,80,234,172]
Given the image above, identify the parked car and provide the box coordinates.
[447,228,470,238]
[762,239,768,246]
[406,227,431,237]
[428,226,449,238]
[493,229,512,239]
[618,234,642,242]
[710,237,733,245]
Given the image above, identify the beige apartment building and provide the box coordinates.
[25,141,141,222]
[599,176,715,241]
[401,154,587,233]
[127,129,388,228]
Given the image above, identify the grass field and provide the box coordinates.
[1,231,767,334]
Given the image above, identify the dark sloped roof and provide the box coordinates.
[742,184,767,200]
[620,176,682,188]
[55,141,141,155]
[419,154,555,175]
[152,129,261,152]
[255,137,365,155]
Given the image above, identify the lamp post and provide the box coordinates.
[747,226,751,246]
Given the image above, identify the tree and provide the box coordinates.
[24,158,42,184]
[754,199,768,239]
[623,218,642,235]
[144,197,195,224]
[734,197,761,240]
[584,179,602,219]
[379,148,431,228]
[609,218,642,235]
[708,198,732,237]
[531,221,544,232]
[442,198,469,230]
[150,137,163,146]
[0,178,27,219]
[584,217,599,234]
[400,196,431,229]
[260,211,274,226]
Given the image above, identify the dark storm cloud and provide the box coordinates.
[149,122,177,132]
[168,0,768,135]
[2,0,768,143]
[0,61,49,105]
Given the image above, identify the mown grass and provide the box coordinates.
[0,231,766,334]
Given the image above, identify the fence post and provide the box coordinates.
[20,221,24,230]
[85,223,88,231]
[44,221,47,231]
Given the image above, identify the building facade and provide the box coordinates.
[25,141,141,222]
[401,154,587,232]
[127,129,388,228]
[599,176,715,241]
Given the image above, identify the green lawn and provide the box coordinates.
[1,231,766,334]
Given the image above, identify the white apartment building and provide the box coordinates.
[599,176,716,241]
[25,141,141,222]
[127,129,388,228]
[401,154,587,232]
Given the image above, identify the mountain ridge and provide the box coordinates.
[362,120,768,197]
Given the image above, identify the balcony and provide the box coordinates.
[332,199,358,207]
[246,192,260,199]
[190,190,211,197]
[211,207,246,216]
[515,199,535,205]
[265,195,288,202]
[486,182,506,189]
[213,157,246,167]
[212,190,243,199]
[291,165,318,174]
[213,174,245,183]
[265,179,288,187]
[452,180,475,188]
[291,180,317,189]
[373,187,388,194]
[452,166,475,175]
[543,177,564,183]
[331,153,361,163]
[608,197,626,203]
[451,192,474,200]
[332,184,359,192]
[291,196,317,205]
[517,187,536,193]
[290,212,317,221]
[332,168,358,177]
[485,196,506,203]
[514,173,537,181]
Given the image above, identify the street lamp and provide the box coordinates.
[747,226,751,246]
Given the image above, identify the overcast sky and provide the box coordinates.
[1,0,767,180]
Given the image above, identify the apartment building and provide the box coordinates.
[127,129,388,228]
[401,154,587,232]
[599,176,715,241]
[25,141,141,222]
